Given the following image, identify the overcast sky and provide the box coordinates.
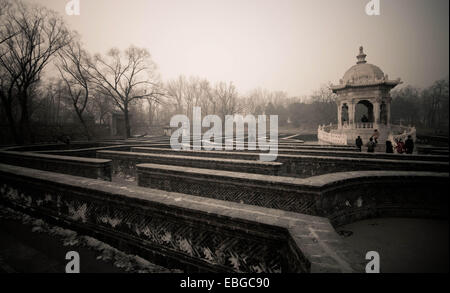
[25,0,449,96]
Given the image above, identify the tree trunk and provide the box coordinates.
[19,92,34,144]
[19,107,31,144]
[0,97,21,144]
[148,101,153,127]
[75,108,92,141]
[124,103,131,139]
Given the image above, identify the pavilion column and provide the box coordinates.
[387,102,391,127]
[337,103,342,129]
[373,101,380,129]
[349,101,356,128]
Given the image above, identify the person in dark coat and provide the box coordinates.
[356,136,363,152]
[367,137,376,153]
[405,135,415,154]
[386,140,394,153]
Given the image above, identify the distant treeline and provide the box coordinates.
[1,0,447,145]
[390,80,449,133]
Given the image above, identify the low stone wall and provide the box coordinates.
[97,150,282,177]
[131,147,449,177]
[2,142,123,152]
[278,154,448,177]
[418,146,449,155]
[274,148,448,162]
[137,163,449,227]
[0,163,361,273]
[35,145,139,158]
[128,142,358,151]
[132,147,264,160]
[132,147,448,162]
[0,151,112,181]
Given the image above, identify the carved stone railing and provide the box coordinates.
[388,126,417,143]
[355,122,374,129]
[341,122,351,129]
[318,125,348,145]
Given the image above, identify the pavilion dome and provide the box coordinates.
[341,47,385,85]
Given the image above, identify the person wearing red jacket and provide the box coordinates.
[396,139,405,154]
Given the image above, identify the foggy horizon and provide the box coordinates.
[24,0,449,97]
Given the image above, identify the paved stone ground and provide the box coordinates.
[336,218,449,273]
[0,205,178,273]
[112,175,137,186]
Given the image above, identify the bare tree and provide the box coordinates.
[214,81,240,121]
[92,93,113,126]
[0,0,70,143]
[197,79,214,115]
[310,82,337,104]
[0,0,18,47]
[89,46,162,138]
[57,36,92,140]
[166,75,187,114]
[35,78,65,125]
[423,79,449,130]
[146,97,159,127]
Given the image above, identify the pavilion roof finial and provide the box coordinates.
[357,46,367,64]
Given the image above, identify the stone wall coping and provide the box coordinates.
[0,163,359,272]
[98,150,283,166]
[34,145,147,155]
[130,147,448,166]
[273,148,448,160]
[0,150,111,165]
[133,143,357,150]
[1,141,124,152]
[0,163,321,225]
[137,163,449,189]
[132,147,261,157]
[273,154,448,165]
[132,147,448,162]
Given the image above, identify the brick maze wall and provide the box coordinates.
[97,150,282,177]
[274,149,448,162]
[279,155,448,177]
[0,151,112,181]
[137,164,449,227]
[132,146,448,162]
[131,147,449,178]
[0,163,361,273]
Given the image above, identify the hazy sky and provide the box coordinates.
[25,0,449,96]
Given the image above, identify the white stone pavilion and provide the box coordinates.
[318,47,416,148]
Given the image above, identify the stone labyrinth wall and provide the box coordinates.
[137,164,449,226]
[0,138,448,273]
[0,163,361,273]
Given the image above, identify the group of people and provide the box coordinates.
[355,129,379,153]
[386,136,415,154]
[355,130,414,154]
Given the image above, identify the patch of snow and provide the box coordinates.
[0,204,181,273]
